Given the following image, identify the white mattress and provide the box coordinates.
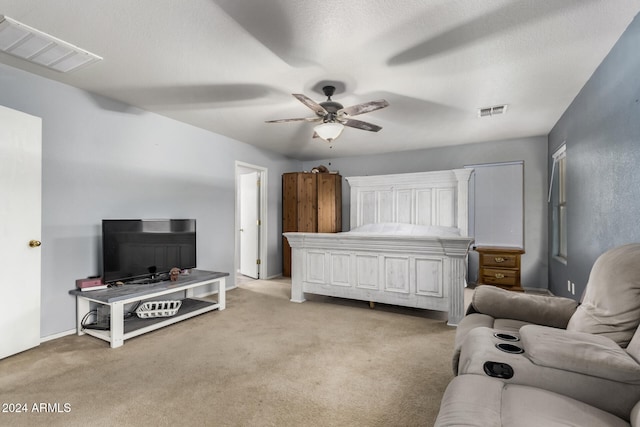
[346,222,461,237]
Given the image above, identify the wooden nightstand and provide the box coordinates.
[475,246,525,292]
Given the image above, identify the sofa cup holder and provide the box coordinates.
[495,343,524,354]
[483,361,514,379]
[494,332,520,342]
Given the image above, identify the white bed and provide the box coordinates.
[284,168,474,325]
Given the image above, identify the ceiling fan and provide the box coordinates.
[265,85,389,142]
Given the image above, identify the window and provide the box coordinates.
[549,145,567,261]
[557,153,567,258]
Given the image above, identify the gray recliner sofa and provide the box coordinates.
[455,243,640,368]
[439,243,640,424]
[435,374,640,427]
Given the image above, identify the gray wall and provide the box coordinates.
[1,63,300,338]
[548,13,640,298]
[303,135,549,290]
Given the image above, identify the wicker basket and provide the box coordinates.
[135,300,182,318]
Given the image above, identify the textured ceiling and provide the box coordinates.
[1,0,639,160]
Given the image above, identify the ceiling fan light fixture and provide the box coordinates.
[314,122,344,142]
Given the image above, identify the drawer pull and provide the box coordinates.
[495,273,505,279]
[494,257,506,263]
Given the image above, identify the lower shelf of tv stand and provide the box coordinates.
[83,298,219,344]
[70,270,227,348]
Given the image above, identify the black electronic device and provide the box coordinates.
[101,219,196,285]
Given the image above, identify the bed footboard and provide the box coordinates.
[285,233,472,325]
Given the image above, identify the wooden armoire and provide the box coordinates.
[282,172,342,277]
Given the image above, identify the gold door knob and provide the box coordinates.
[29,240,42,248]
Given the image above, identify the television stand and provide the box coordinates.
[69,270,227,348]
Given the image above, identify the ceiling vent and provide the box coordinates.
[478,104,508,118]
[0,15,102,73]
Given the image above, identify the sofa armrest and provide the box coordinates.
[632,401,640,427]
[520,324,640,383]
[471,285,578,328]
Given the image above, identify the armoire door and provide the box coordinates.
[317,173,342,233]
[0,105,42,359]
[282,173,318,277]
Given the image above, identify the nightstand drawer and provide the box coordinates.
[479,253,519,268]
[482,268,518,286]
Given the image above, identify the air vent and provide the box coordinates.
[478,105,508,118]
[0,15,102,72]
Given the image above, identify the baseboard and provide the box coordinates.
[522,287,552,295]
[41,328,75,343]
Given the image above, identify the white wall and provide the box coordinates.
[304,136,548,289]
[0,63,300,338]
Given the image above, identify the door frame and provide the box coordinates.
[234,161,268,284]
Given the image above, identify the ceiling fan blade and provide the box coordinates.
[339,99,389,117]
[340,118,383,132]
[292,94,328,116]
[265,117,321,123]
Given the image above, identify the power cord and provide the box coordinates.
[80,309,96,330]
[80,309,109,330]
[81,301,145,330]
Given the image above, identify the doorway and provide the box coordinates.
[235,162,268,285]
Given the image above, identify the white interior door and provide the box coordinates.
[0,105,42,359]
[239,171,259,278]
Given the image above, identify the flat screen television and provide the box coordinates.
[102,219,196,284]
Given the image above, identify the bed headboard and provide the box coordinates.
[346,168,473,236]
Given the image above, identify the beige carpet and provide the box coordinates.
[0,278,457,427]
